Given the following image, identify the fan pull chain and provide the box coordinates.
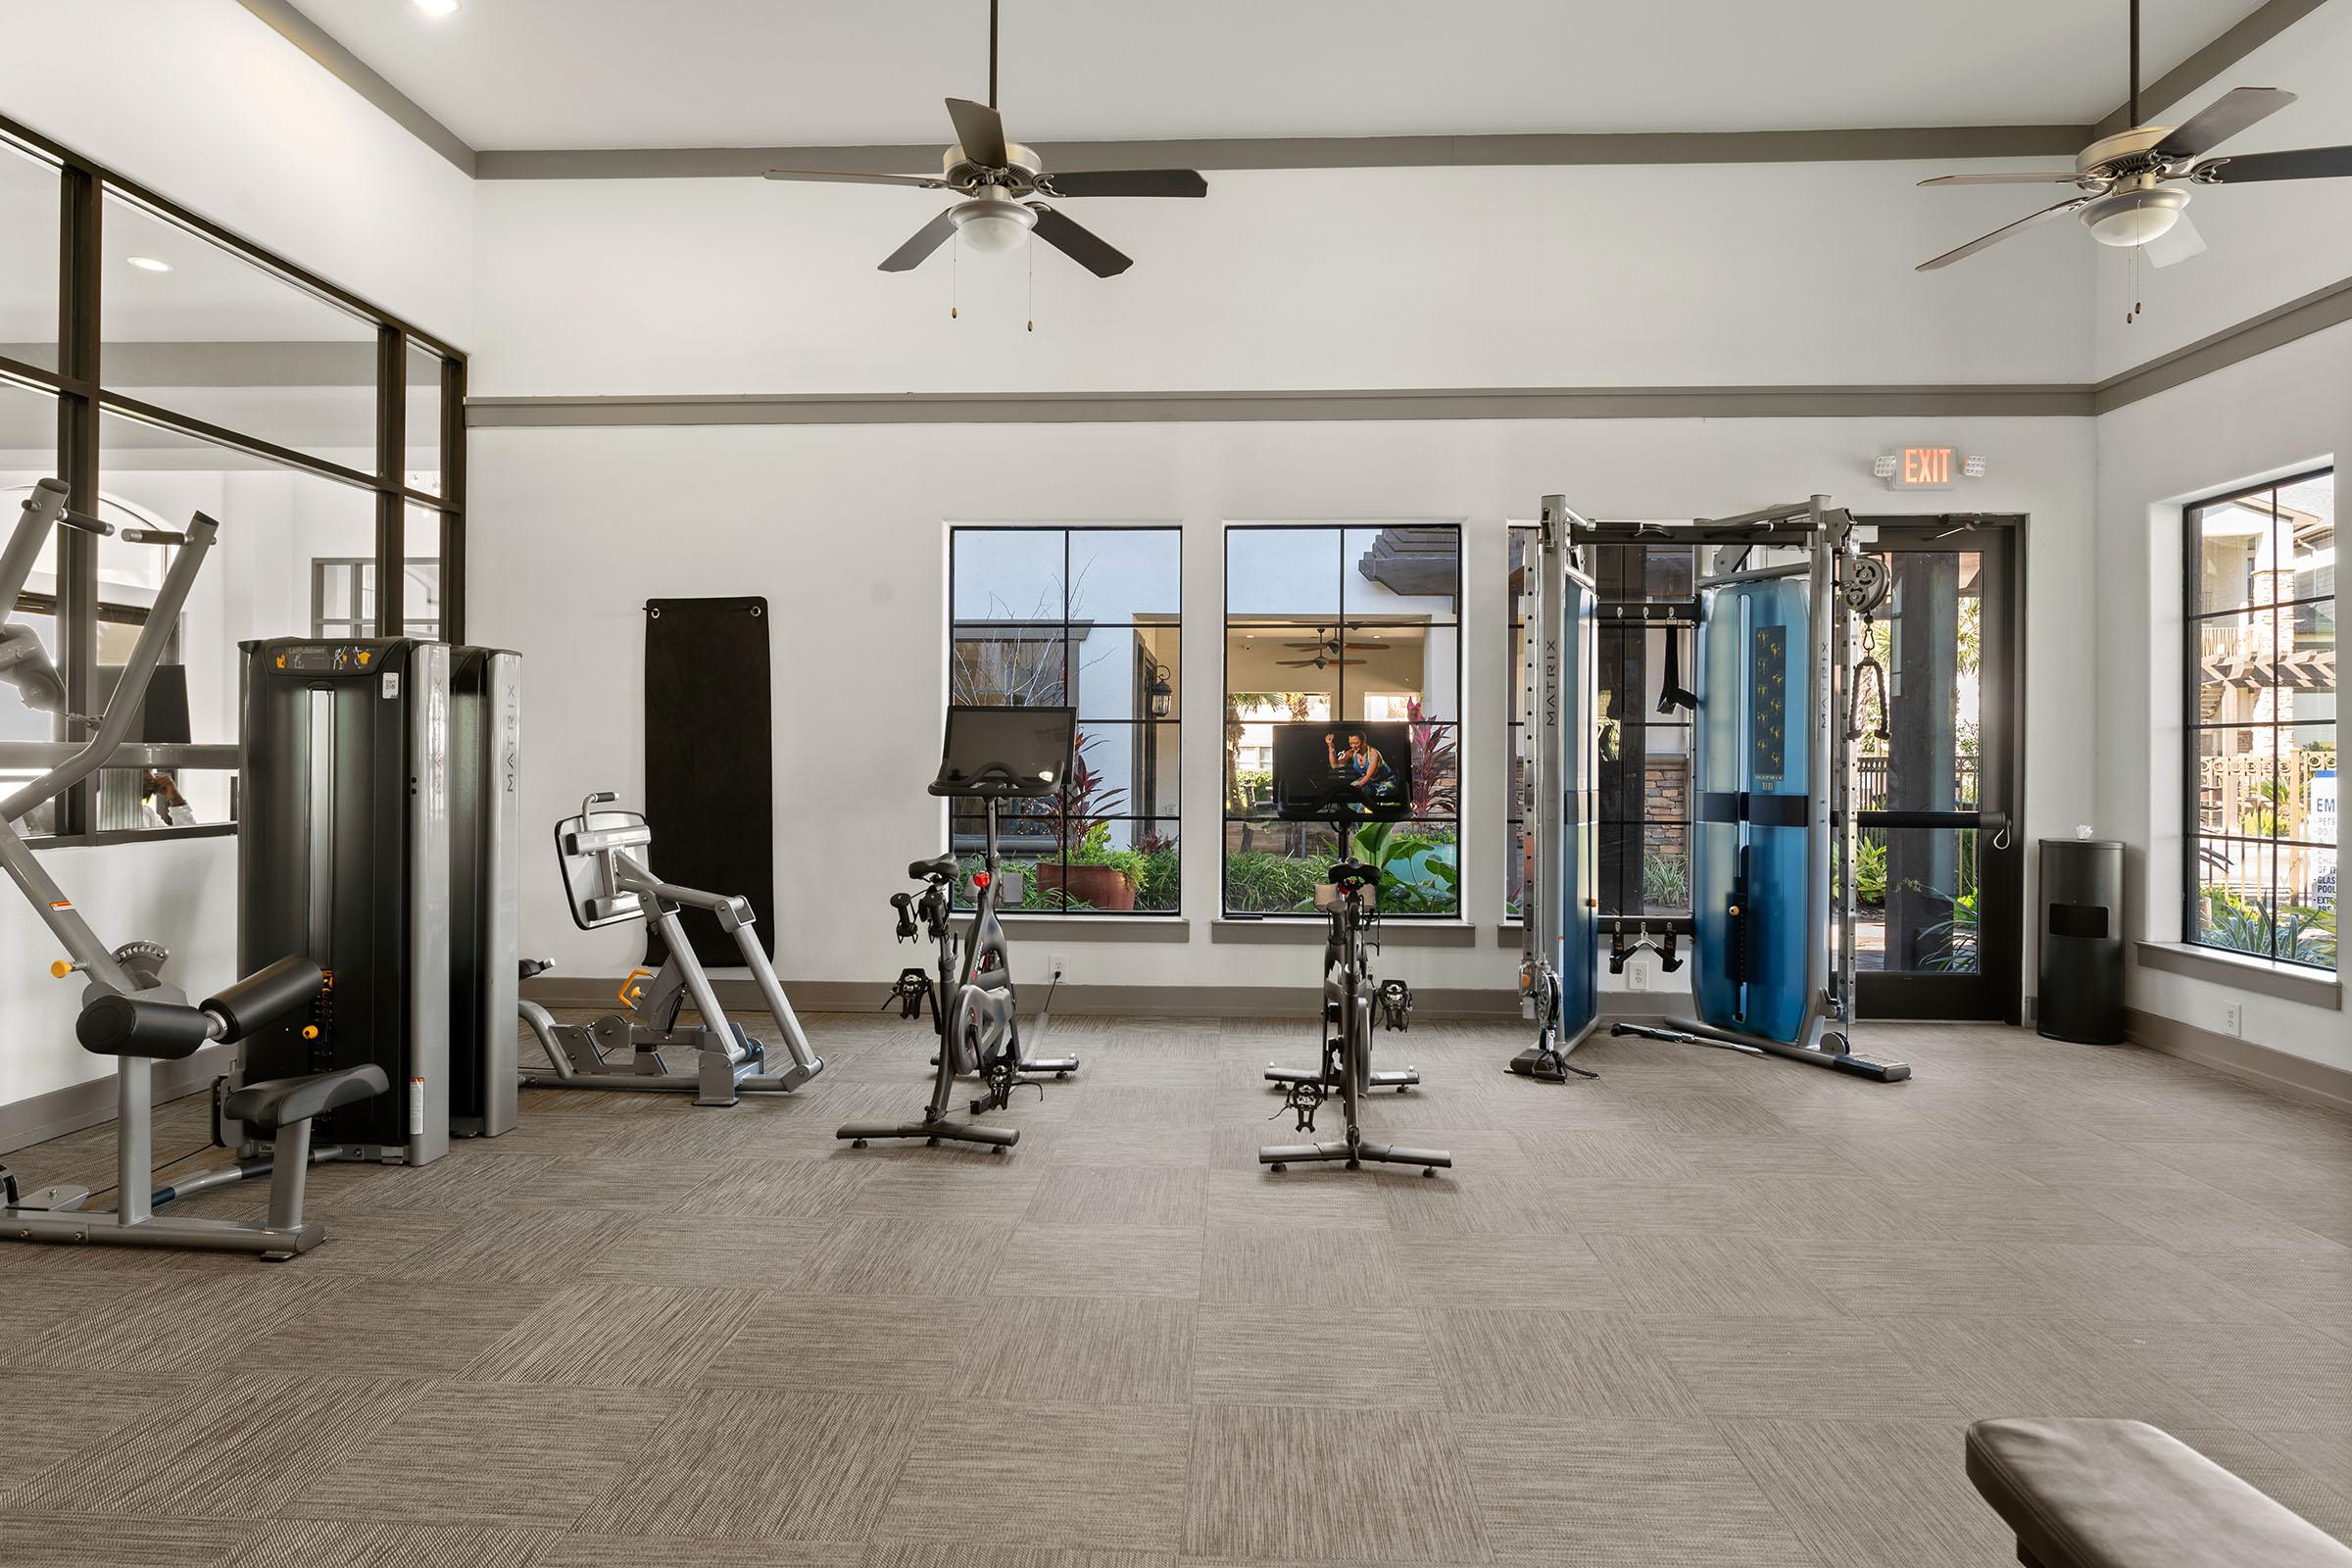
[952,232,960,319]
[1026,238,1034,332]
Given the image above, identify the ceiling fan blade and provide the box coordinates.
[1917,172,2089,186]
[2157,86,2297,160]
[878,211,958,272]
[1915,197,2089,271]
[2193,144,2352,183]
[1029,205,1133,277]
[764,169,953,189]
[1039,169,1208,198]
[946,97,1009,167]
[2146,212,2207,269]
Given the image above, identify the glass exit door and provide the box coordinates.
[1850,520,2023,1021]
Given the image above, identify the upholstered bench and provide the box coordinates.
[1967,1418,2352,1567]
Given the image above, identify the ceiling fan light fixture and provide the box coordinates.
[2079,185,2188,248]
[949,196,1036,255]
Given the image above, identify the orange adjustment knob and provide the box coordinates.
[1728,905,1741,916]
[274,654,287,668]
[357,650,371,665]
[301,1025,319,1040]
[49,959,71,978]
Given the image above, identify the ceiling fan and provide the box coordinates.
[1915,0,2351,271]
[760,0,1206,277]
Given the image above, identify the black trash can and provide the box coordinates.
[2038,839,2126,1045]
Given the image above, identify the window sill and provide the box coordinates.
[999,914,1190,943]
[2134,941,2341,1010]
[1212,918,1477,948]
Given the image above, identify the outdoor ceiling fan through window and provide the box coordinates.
[760,0,1206,277]
[1915,0,2351,271]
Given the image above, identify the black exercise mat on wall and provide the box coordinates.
[643,596,774,967]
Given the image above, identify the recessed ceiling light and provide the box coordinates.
[125,256,172,272]
[414,0,459,14]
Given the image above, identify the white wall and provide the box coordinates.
[2093,0,2352,378]
[471,157,2095,396]
[0,0,474,344]
[2094,318,2346,1072]
[0,0,471,1113]
[469,415,2098,1010]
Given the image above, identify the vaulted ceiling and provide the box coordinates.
[288,0,2272,151]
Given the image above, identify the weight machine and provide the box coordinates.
[1510,495,1600,1082]
[1642,496,1909,1081]
[517,792,825,1104]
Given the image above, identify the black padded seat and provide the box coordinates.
[909,854,957,882]
[1967,1418,2352,1568]
[220,1065,389,1132]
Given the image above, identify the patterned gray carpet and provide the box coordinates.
[3,1012,2348,1566]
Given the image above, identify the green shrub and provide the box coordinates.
[1223,849,1336,913]
[1642,852,1689,908]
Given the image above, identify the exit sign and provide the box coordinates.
[1891,446,1956,489]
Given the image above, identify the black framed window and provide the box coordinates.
[312,558,443,641]
[949,526,1180,914]
[1224,524,1460,917]
[2184,469,2336,971]
[0,111,466,846]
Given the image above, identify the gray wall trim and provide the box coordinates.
[0,1045,233,1157]
[465,270,2352,430]
[2091,274,2352,414]
[2091,0,2332,140]
[0,341,380,389]
[467,384,2098,429]
[2134,940,2343,1008]
[473,124,2091,181]
[1210,919,1480,948]
[234,0,478,175]
[522,972,1518,1018]
[2126,1006,2352,1115]
[999,915,1190,942]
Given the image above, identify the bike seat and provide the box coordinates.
[909,854,957,883]
[1329,859,1378,892]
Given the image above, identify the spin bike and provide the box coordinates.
[840,705,1078,1152]
[1261,860,1449,1177]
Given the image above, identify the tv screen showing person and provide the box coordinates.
[1269,720,1414,820]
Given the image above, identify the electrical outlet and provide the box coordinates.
[1626,956,1651,992]
[1049,954,1069,984]
[2223,1003,2244,1039]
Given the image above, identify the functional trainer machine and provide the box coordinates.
[236,635,523,1162]
[1616,496,1908,1081]
[1261,860,1449,1177]
[840,705,1078,1152]
[1511,495,1601,1082]
[0,480,389,1259]
[517,792,824,1104]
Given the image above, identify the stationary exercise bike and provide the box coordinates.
[1261,860,1450,1177]
[840,705,1079,1152]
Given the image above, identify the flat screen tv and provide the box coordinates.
[1269,720,1413,821]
